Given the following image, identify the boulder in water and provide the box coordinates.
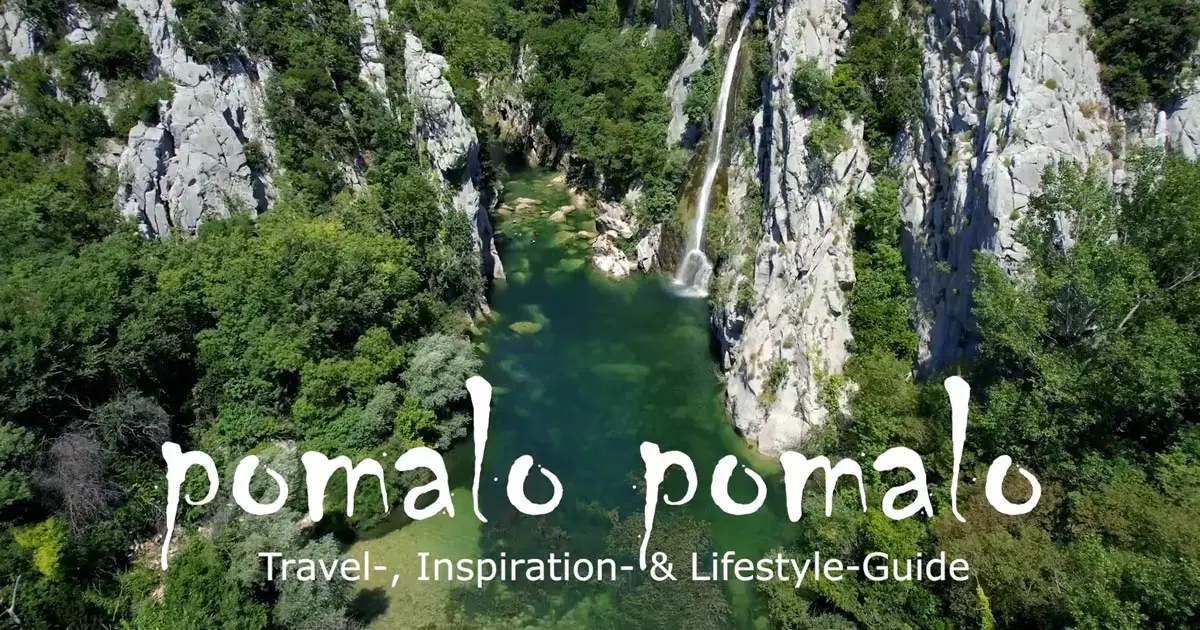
[595,200,636,239]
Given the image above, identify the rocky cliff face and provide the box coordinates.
[665,2,738,147]
[115,0,275,237]
[707,0,1200,449]
[654,0,726,43]
[710,0,866,455]
[0,7,36,60]
[350,0,390,105]
[900,0,1123,370]
[403,33,504,283]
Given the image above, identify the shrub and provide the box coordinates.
[1087,0,1200,109]
[684,54,719,128]
[173,0,241,63]
[761,357,789,406]
[91,9,151,79]
[243,139,268,174]
[111,79,174,137]
[637,179,677,224]
[792,58,832,112]
[806,117,850,174]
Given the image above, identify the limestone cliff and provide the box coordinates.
[901,0,1125,371]
[403,33,504,282]
[709,0,866,455]
[115,0,275,237]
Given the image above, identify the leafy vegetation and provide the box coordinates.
[521,1,686,196]
[768,150,1200,629]
[809,0,923,169]
[0,0,492,626]
[847,175,916,361]
[684,54,719,130]
[804,116,849,176]
[174,0,243,63]
[1087,0,1200,110]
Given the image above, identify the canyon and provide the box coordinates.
[2,0,1195,456]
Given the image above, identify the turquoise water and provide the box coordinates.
[450,169,791,628]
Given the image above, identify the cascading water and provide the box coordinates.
[671,0,758,298]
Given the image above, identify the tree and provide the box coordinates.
[0,423,36,514]
[135,539,269,630]
[43,431,119,533]
[87,393,172,457]
[1087,0,1200,109]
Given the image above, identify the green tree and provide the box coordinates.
[1087,0,1200,109]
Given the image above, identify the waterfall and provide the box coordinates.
[671,0,758,298]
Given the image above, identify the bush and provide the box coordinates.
[684,54,719,128]
[837,0,921,167]
[761,357,789,406]
[847,176,916,361]
[637,179,677,224]
[173,0,242,63]
[111,79,174,137]
[792,58,832,112]
[91,9,152,79]
[243,139,268,174]
[1087,0,1200,110]
[805,117,849,174]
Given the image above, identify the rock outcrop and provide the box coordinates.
[636,223,663,271]
[594,200,637,239]
[709,0,865,455]
[0,7,36,60]
[655,0,726,43]
[403,33,504,282]
[665,2,738,147]
[350,0,390,104]
[591,233,634,278]
[901,0,1122,370]
[115,0,275,237]
[484,45,558,166]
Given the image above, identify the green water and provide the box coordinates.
[354,169,791,628]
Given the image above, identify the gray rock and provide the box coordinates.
[0,7,35,59]
[350,0,390,104]
[114,0,276,237]
[665,2,741,147]
[708,0,864,456]
[636,223,663,271]
[405,34,477,173]
[403,33,504,282]
[64,3,98,45]
[900,0,1120,371]
[595,200,636,239]
[591,233,634,278]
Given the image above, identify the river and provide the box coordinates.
[351,168,790,628]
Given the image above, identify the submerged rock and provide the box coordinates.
[509,321,543,335]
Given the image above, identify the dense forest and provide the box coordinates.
[1,0,1198,628]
